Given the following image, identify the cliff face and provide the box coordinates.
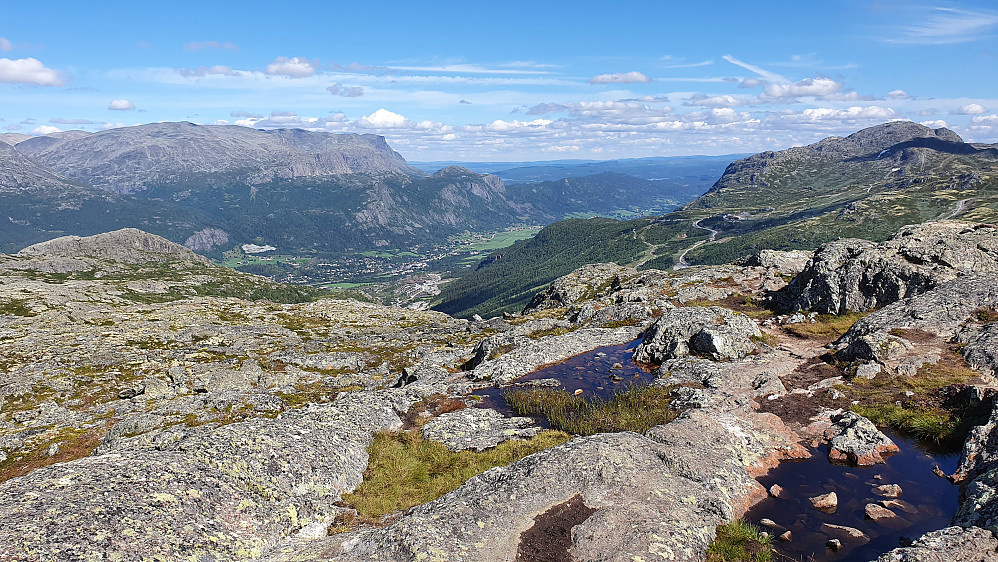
[15,122,421,193]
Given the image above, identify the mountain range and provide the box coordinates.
[0,122,707,255]
[433,121,998,318]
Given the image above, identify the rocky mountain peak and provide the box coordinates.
[17,228,208,265]
[432,165,477,178]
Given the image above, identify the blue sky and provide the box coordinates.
[3,1,998,160]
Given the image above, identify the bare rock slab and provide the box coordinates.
[825,411,899,466]
[420,407,541,451]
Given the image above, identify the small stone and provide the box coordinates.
[45,443,60,457]
[865,503,907,526]
[768,484,786,498]
[573,389,584,395]
[932,465,946,478]
[880,499,918,515]
[809,491,838,510]
[821,523,871,545]
[611,363,623,370]
[873,474,883,480]
[779,530,792,542]
[827,538,842,552]
[873,484,902,498]
[118,384,145,399]
[759,519,783,532]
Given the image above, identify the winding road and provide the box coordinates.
[941,197,973,221]
[674,219,718,270]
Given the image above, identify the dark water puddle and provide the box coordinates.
[472,337,654,416]
[746,432,960,561]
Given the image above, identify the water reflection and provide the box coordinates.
[746,433,960,561]
[472,337,655,416]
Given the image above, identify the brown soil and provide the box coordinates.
[778,353,845,390]
[402,393,468,429]
[516,495,597,562]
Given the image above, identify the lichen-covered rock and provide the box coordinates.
[876,526,998,561]
[787,222,998,314]
[961,321,998,381]
[420,407,541,451]
[271,409,784,562]
[836,273,998,362]
[824,411,899,466]
[633,306,760,364]
[0,390,412,561]
[739,249,813,276]
[522,263,636,313]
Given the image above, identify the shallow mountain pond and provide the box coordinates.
[746,434,960,561]
[471,337,655,417]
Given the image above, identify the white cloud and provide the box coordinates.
[184,41,238,51]
[661,59,714,69]
[887,89,911,100]
[230,110,262,119]
[387,63,551,75]
[108,99,136,111]
[30,125,61,135]
[888,7,998,45]
[357,109,408,128]
[722,55,785,83]
[685,94,759,108]
[487,118,552,132]
[920,119,948,129]
[176,65,238,78]
[589,71,651,85]
[739,77,766,89]
[762,77,843,100]
[0,57,68,86]
[327,83,364,97]
[100,122,126,130]
[0,37,11,52]
[772,105,897,124]
[954,103,987,115]
[265,57,317,78]
[50,117,95,125]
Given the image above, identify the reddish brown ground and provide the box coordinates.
[516,495,597,562]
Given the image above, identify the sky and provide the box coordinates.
[3,0,998,161]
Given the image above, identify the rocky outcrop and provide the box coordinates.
[523,263,637,313]
[420,408,541,451]
[787,222,998,314]
[824,411,899,466]
[738,249,813,276]
[17,228,209,265]
[270,409,794,562]
[876,526,998,561]
[0,391,414,561]
[836,273,998,363]
[633,306,760,364]
[183,227,230,252]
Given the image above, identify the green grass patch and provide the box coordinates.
[526,326,577,340]
[504,384,678,436]
[706,519,772,562]
[846,349,987,446]
[783,311,867,341]
[0,299,37,317]
[341,429,570,519]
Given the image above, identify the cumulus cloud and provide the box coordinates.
[0,37,11,52]
[0,57,68,86]
[327,83,363,97]
[265,57,316,78]
[684,94,760,108]
[30,125,61,135]
[357,109,408,128]
[589,71,651,85]
[49,117,95,125]
[762,77,843,100]
[954,103,987,115]
[887,89,911,100]
[920,119,948,128]
[176,65,238,78]
[108,99,136,111]
[183,41,238,51]
[772,105,897,124]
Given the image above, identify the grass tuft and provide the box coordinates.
[706,519,773,562]
[503,384,677,436]
[341,429,569,520]
[782,311,867,341]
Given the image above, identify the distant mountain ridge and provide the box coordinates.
[15,122,421,194]
[434,121,998,318]
[0,123,708,254]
